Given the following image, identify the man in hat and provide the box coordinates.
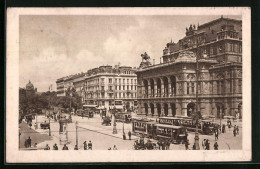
[88,141,92,150]
[62,144,69,150]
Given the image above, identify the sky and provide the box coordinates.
[19,15,241,92]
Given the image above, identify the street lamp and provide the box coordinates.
[49,115,51,136]
[75,121,78,148]
[112,107,118,134]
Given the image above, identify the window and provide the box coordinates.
[191,83,195,94]
[109,86,112,90]
[217,82,220,94]
[109,78,112,83]
[115,85,117,90]
[101,93,104,98]
[127,79,129,83]
[119,79,121,83]
[102,101,105,105]
[115,78,117,83]
[221,81,225,94]
[101,86,104,90]
[135,85,137,90]
[123,86,125,90]
[213,47,217,55]
[131,79,133,84]
[131,85,133,90]
[119,85,121,90]
[109,101,112,105]
[123,79,125,84]
[123,93,125,98]
[127,85,129,90]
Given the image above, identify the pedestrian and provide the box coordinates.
[34,143,37,148]
[128,131,132,140]
[205,139,210,150]
[192,144,196,150]
[157,140,162,150]
[161,140,165,150]
[222,124,226,133]
[62,144,69,150]
[113,145,117,150]
[27,136,31,148]
[233,127,237,137]
[185,140,190,150]
[123,132,126,140]
[215,130,219,140]
[108,147,111,150]
[202,139,206,150]
[214,142,219,150]
[88,141,92,150]
[83,141,87,150]
[53,143,58,150]
[74,145,78,150]
[44,144,50,150]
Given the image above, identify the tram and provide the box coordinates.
[82,105,95,118]
[132,118,156,138]
[115,112,132,123]
[158,116,215,135]
[154,124,188,144]
[132,118,188,144]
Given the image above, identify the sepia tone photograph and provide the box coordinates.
[6,7,251,162]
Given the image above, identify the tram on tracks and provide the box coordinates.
[158,116,216,135]
[132,118,188,144]
[115,112,132,123]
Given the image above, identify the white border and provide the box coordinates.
[6,7,251,163]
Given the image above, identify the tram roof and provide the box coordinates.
[155,124,184,129]
[159,117,182,120]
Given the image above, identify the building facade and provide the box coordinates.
[56,65,138,110]
[136,17,242,119]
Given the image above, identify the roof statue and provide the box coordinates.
[141,52,150,62]
[139,52,152,69]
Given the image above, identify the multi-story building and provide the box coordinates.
[56,65,138,110]
[136,16,242,119]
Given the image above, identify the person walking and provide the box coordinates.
[185,140,190,150]
[215,130,219,141]
[202,139,206,150]
[205,139,210,150]
[83,141,87,150]
[27,136,31,148]
[62,144,69,150]
[222,124,226,133]
[88,141,92,150]
[214,142,219,150]
[128,131,132,140]
[74,145,78,150]
[233,126,237,137]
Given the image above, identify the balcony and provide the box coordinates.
[107,89,114,93]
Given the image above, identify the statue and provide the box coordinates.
[141,52,150,62]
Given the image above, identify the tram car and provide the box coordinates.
[115,112,132,123]
[82,105,95,118]
[158,116,215,135]
[154,124,188,144]
[132,118,156,138]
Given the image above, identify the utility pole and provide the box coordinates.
[49,116,51,136]
[76,121,78,148]
[35,112,38,129]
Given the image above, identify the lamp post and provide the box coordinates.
[194,39,200,150]
[49,115,51,136]
[112,107,118,134]
[75,121,78,148]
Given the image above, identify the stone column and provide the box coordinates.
[234,79,239,94]
[176,102,182,116]
[148,80,151,98]
[168,77,172,97]
[183,82,187,95]
[161,78,164,97]
[168,104,172,116]
[154,79,157,97]
[154,105,158,116]
[182,102,187,116]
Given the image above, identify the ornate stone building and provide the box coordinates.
[136,17,242,119]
